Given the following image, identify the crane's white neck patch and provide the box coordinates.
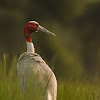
[27,42,35,53]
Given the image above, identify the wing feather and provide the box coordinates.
[17,52,57,99]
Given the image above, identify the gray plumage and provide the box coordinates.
[17,52,57,100]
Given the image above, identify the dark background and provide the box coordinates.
[0,0,100,80]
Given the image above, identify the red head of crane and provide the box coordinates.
[17,21,57,100]
[24,21,56,43]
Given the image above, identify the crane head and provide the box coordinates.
[24,21,56,36]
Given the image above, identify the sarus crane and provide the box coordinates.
[17,21,57,100]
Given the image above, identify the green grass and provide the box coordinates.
[0,55,100,100]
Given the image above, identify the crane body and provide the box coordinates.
[17,21,57,100]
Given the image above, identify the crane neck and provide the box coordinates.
[24,30,32,43]
[26,42,35,53]
[24,28,35,53]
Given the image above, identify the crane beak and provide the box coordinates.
[37,25,56,36]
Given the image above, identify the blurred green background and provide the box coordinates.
[0,0,100,80]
